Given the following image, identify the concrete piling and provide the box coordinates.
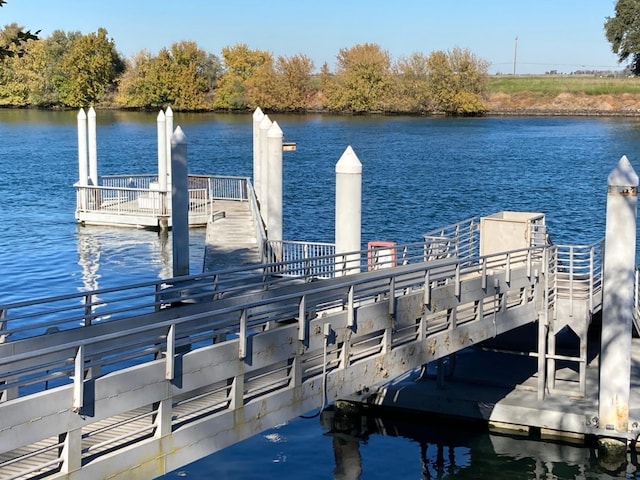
[171,126,189,277]
[267,121,284,259]
[77,108,88,210]
[335,146,362,276]
[165,106,173,187]
[259,115,272,222]
[253,107,265,201]
[598,155,638,442]
[88,107,97,186]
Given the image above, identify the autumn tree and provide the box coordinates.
[326,43,393,113]
[53,28,124,107]
[392,53,431,113]
[116,41,221,110]
[426,48,489,114]
[214,43,272,110]
[605,0,640,75]
[248,54,315,111]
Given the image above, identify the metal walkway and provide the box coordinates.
[0,215,605,479]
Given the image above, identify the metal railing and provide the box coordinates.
[75,174,249,222]
[422,216,481,265]
[0,242,549,478]
[547,240,603,318]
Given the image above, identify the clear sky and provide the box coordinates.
[0,0,623,75]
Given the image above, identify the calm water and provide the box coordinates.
[2,109,640,478]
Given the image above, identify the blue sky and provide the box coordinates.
[1,0,623,74]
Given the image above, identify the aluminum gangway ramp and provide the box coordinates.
[0,241,554,479]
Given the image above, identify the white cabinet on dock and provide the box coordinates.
[480,211,546,256]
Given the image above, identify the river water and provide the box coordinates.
[1,109,640,478]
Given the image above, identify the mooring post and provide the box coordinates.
[157,110,167,218]
[259,115,272,224]
[77,108,88,210]
[267,121,283,261]
[335,146,362,276]
[165,106,173,187]
[171,126,189,277]
[599,155,638,435]
[87,107,97,186]
[253,107,265,201]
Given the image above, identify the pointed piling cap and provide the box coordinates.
[253,107,264,121]
[260,115,272,130]
[171,125,187,145]
[77,108,86,119]
[608,155,639,187]
[165,106,173,118]
[88,106,96,118]
[157,110,166,121]
[267,121,283,138]
[336,146,362,174]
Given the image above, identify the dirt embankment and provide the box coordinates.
[486,92,640,116]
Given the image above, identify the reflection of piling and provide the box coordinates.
[335,146,362,276]
[598,155,638,461]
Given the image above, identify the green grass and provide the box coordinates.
[488,75,640,95]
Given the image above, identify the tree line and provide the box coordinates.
[0,24,490,114]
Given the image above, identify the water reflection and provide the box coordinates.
[322,409,639,479]
[75,225,177,293]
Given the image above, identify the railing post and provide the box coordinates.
[298,295,307,341]
[569,245,574,316]
[72,346,84,413]
[505,253,511,285]
[239,309,247,359]
[83,293,93,327]
[537,246,549,400]
[0,308,6,344]
[59,428,82,474]
[347,286,355,327]
[165,324,175,380]
[423,269,431,309]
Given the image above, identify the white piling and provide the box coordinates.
[253,107,265,200]
[598,155,638,433]
[77,108,88,212]
[171,126,189,277]
[87,107,97,186]
[335,146,362,276]
[165,106,174,187]
[267,121,284,257]
[259,115,272,222]
[77,108,88,187]
[157,110,167,191]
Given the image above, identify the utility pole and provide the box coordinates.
[513,36,518,75]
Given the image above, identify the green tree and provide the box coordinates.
[327,43,392,113]
[605,0,640,75]
[53,28,124,106]
[214,43,272,110]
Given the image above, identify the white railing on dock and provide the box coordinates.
[547,240,604,318]
[423,216,481,265]
[75,174,249,227]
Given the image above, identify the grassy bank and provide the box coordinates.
[488,75,640,95]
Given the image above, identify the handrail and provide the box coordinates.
[0,245,544,372]
[245,177,266,261]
